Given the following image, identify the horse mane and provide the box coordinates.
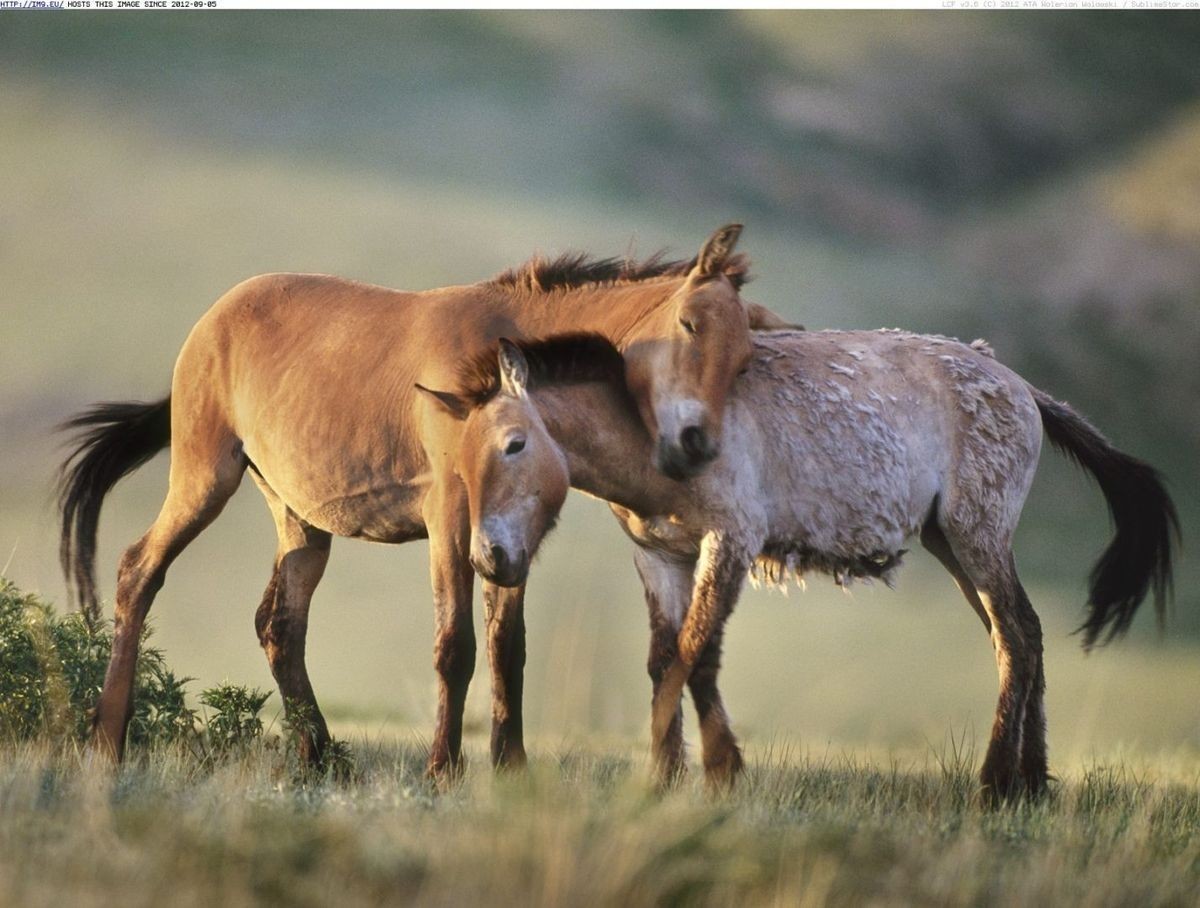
[490,250,751,294]
[456,333,628,406]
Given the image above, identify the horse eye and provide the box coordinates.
[504,437,526,456]
[680,318,698,336]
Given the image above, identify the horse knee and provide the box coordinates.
[647,607,680,685]
[647,638,677,686]
[113,539,164,624]
[254,568,280,648]
[262,609,305,660]
[259,548,325,657]
[1021,608,1043,663]
[1005,604,1042,684]
[486,603,525,669]
[435,629,476,687]
[1020,641,1040,681]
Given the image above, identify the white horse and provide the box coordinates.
[420,329,1177,802]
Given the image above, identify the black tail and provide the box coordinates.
[1032,388,1179,649]
[57,397,171,626]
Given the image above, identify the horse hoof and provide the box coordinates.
[492,748,528,774]
[653,760,688,793]
[425,754,466,791]
[704,746,745,792]
[978,772,1024,808]
[1022,771,1054,802]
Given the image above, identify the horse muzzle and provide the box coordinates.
[655,425,720,481]
[470,542,529,588]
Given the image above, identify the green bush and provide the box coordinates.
[0,580,60,738]
[0,578,266,752]
[200,682,272,755]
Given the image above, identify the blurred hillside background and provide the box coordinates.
[1,12,1197,765]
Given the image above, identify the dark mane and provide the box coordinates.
[457,333,628,406]
[491,250,750,293]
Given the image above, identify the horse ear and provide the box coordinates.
[497,338,529,398]
[415,383,471,421]
[746,301,803,331]
[693,223,743,278]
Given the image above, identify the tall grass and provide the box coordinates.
[0,736,1196,907]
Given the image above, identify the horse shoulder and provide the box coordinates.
[704,393,772,534]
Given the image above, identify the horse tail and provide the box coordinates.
[58,396,171,627]
[1030,386,1179,649]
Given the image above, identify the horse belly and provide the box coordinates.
[242,424,430,543]
[763,453,936,587]
[758,508,915,589]
[302,483,429,543]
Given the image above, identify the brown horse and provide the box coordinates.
[58,225,791,774]
[430,331,1177,802]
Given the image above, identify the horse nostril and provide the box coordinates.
[680,425,707,460]
[490,544,508,571]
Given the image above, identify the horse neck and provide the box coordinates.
[499,279,678,346]
[530,383,680,515]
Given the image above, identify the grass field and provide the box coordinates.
[1,736,1198,907]
[4,576,1195,907]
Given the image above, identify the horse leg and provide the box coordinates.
[253,478,333,767]
[483,581,527,770]
[1016,585,1049,799]
[92,438,244,760]
[976,562,1044,804]
[687,624,743,789]
[633,547,691,782]
[650,532,750,785]
[424,489,476,779]
[940,530,1042,805]
[921,520,992,634]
